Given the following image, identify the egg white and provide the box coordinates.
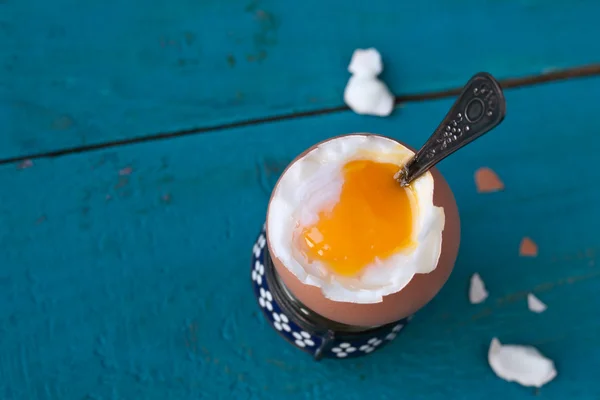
[267,134,445,304]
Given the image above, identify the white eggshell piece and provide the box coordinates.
[527,293,547,313]
[488,338,557,388]
[348,48,383,77]
[469,273,488,304]
[344,76,394,117]
[344,48,394,117]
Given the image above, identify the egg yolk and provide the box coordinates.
[299,159,415,276]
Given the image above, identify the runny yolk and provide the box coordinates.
[298,159,415,277]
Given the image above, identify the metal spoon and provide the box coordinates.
[395,72,507,186]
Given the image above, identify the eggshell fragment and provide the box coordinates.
[527,293,547,313]
[344,48,394,117]
[474,167,504,193]
[520,237,538,257]
[488,338,557,388]
[348,48,383,77]
[344,77,394,117]
[469,273,488,304]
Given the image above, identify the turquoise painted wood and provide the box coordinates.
[1,78,599,399]
[2,0,600,159]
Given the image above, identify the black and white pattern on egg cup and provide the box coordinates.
[251,224,412,360]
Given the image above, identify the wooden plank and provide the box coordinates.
[2,0,600,159]
[1,78,599,399]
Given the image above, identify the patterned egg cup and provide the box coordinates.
[251,224,411,360]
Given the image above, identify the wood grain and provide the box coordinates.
[1,78,599,399]
[2,0,600,159]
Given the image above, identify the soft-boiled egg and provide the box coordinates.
[267,134,449,306]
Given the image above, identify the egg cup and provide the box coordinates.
[251,134,460,360]
[251,224,411,360]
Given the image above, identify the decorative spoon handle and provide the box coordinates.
[395,72,507,186]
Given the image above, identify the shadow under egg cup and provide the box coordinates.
[250,134,461,360]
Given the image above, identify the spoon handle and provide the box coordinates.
[396,72,507,186]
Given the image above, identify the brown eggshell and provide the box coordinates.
[519,237,538,257]
[474,167,504,193]
[266,134,461,327]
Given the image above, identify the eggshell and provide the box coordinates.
[266,134,461,327]
[474,167,504,193]
[520,237,538,257]
[469,273,489,304]
[527,293,547,313]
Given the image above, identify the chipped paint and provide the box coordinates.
[119,166,133,176]
[17,159,33,169]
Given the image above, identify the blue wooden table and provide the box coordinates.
[1,1,600,399]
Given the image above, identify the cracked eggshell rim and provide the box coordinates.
[266,133,461,327]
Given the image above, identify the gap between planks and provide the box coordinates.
[2,64,600,166]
